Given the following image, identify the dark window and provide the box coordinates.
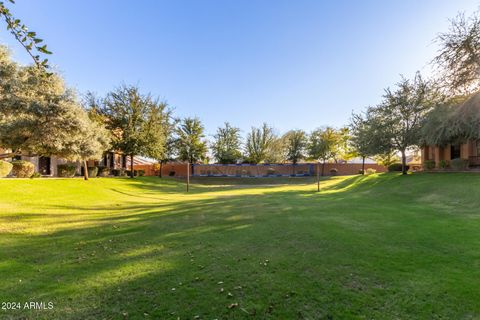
[451,144,461,159]
[122,155,127,169]
[109,152,115,168]
[39,157,51,175]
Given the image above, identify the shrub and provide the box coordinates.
[365,168,377,175]
[439,159,449,169]
[450,158,469,171]
[112,168,127,176]
[358,169,364,175]
[125,170,138,177]
[138,169,145,176]
[388,163,410,172]
[88,166,99,177]
[168,171,175,176]
[0,160,13,177]
[11,160,35,178]
[57,164,77,178]
[30,172,42,179]
[97,166,110,177]
[330,168,338,176]
[423,160,436,170]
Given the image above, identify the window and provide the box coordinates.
[451,144,461,159]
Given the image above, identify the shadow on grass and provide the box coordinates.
[4,173,473,319]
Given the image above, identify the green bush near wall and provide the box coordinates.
[0,160,13,177]
[11,160,35,178]
[88,166,99,178]
[450,158,469,171]
[439,160,449,169]
[57,164,77,177]
[97,166,110,177]
[423,160,436,170]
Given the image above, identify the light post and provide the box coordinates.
[186,161,190,192]
[317,159,320,192]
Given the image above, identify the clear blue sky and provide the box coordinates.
[1,0,478,137]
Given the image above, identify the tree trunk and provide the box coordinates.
[401,150,407,175]
[159,161,163,178]
[130,154,134,178]
[83,159,89,181]
[362,156,365,175]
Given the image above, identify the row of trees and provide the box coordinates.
[349,11,480,175]
[2,2,480,178]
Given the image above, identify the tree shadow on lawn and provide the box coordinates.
[3,173,479,319]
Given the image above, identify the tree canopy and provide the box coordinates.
[211,122,242,164]
[176,117,208,164]
[244,123,276,164]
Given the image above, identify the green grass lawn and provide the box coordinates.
[1,173,480,319]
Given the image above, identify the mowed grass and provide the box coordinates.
[1,173,480,319]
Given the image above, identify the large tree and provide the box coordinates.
[244,123,276,164]
[211,122,242,164]
[350,112,380,174]
[283,130,307,164]
[0,46,109,179]
[434,11,480,93]
[177,117,208,164]
[368,73,437,174]
[100,85,170,178]
[307,127,341,176]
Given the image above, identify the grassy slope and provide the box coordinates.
[0,174,480,319]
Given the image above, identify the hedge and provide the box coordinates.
[97,166,110,177]
[0,160,13,177]
[57,164,76,177]
[11,160,35,178]
[423,160,436,170]
[450,158,469,171]
[388,163,410,172]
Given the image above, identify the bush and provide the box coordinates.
[439,159,449,169]
[388,163,410,172]
[88,166,99,177]
[112,168,127,176]
[358,169,364,175]
[57,164,77,178]
[97,166,110,177]
[11,160,35,178]
[0,160,13,177]
[423,160,436,170]
[138,169,145,176]
[125,170,138,177]
[365,168,377,175]
[330,168,338,176]
[450,158,469,170]
[30,172,42,179]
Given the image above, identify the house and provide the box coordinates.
[420,90,480,170]
[1,149,128,177]
[421,140,480,168]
